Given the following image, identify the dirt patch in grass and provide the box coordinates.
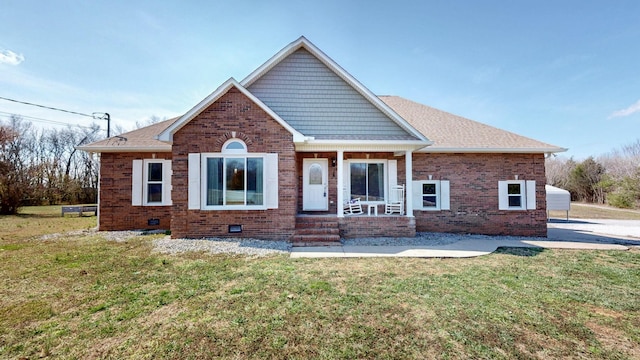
[586,320,640,358]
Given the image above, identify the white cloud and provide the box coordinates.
[0,49,25,65]
[609,99,640,119]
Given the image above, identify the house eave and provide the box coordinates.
[295,139,432,152]
[417,147,568,154]
[75,145,172,153]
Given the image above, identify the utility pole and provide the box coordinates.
[106,113,110,138]
[93,112,111,138]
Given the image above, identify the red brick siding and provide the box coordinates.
[339,216,416,238]
[98,152,172,231]
[411,153,547,237]
[171,87,297,240]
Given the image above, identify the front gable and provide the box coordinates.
[246,48,413,140]
[242,37,430,143]
[157,78,305,143]
[171,85,296,154]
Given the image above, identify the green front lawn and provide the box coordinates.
[1,207,639,359]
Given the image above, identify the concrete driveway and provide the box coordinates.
[548,219,640,246]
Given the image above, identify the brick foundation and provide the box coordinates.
[339,215,416,238]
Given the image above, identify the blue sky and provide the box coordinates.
[1,1,639,159]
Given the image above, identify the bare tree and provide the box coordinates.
[136,115,166,129]
[545,156,575,189]
[0,116,33,214]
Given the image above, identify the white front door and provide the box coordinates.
[303,158,328,211]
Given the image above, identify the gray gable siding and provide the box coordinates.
[247,49,415,140]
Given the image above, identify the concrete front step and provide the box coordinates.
[291,234,341,242]
[292,236,342,247]
[292,238,342,247]
[292,241,342,247]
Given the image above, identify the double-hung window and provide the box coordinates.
[145,162,164,204]
[498,180,536,210]
[412,180,450,210]
[507,183,523,208]
[132,159,172,206]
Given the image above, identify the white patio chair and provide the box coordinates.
[385,185,405,215]
[344,197,364,215]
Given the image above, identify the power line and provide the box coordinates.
[0,111,105,132]
[0,96,94,118]
[0,96,111,137]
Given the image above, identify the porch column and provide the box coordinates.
[405,150,413,217]
[337,150,344,217]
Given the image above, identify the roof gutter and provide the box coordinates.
[417,147,568,154]
[75,145,172,153]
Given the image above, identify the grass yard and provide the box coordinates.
[1,207,639,359]
[549,202,640,220]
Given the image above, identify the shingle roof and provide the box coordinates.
[78,97,566,154]
[380,96,566,153]
[76,118,177,152]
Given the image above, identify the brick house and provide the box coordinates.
[79,36,565,244]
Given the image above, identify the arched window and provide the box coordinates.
[222,139,247,154]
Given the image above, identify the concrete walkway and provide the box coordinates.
[291,218,640,259]
[290,239,628,258]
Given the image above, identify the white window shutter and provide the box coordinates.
[132,160,143,206]
[188,154,200,210]
[498,181,509,210]
[440,180,450,210]
[265,153,279,209]
[163,160,172,205]
[388,160,398,189]
[526,180,537,210]
[412,180,423,210]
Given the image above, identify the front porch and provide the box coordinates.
[297,150,416,215]
[292,214,416,246]
[294,147,421,246]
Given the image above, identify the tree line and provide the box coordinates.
[0,116,101,214]
[546,139,640,209]
[2,114,638,214]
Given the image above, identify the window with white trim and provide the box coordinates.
[348,161,386,202]
[188,139,279,210]
[132,159,172,206]
[507,183,523,208]
[412,180,450,210]
[203,156,264,207]
[498,180,536,210]
[223,139,247,153]
[145,161,164,204]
